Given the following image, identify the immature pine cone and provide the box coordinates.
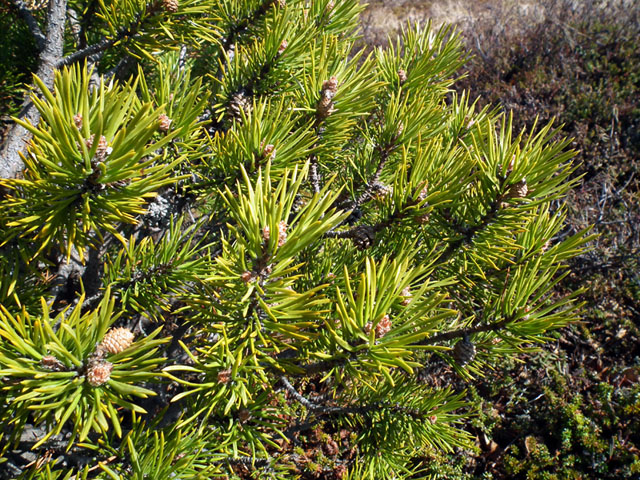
[364,314,392,339]
[158,113,172,133]
[263,221,288,246]
[241,271,255,283]
[162,0,179,13]
[507,179,528,199]
[217,368,232,384]
[41,355,66,372]
[87,360,113,387]
[398,69,407,85]
[453,338,476,366]
[317,76,338,118]
[100,327,135,355]
[401,287,412,306]
[228,91,252,122]
[261,141,276,160]
[351,225,375,250]
[86,134,109,162]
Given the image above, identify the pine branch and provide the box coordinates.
[12,0,46,51]
[0,0,66,180]
[56,2,162,68]
[433,189,508,266]
[417,314,516,346]
[353,143,394,207]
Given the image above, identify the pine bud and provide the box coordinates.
[415,213,430,224]
[73,113,83,129]
[217,368,232,384]
[277,220,288,246]
[351,225,375,250]
[507,179,528,198]
[263,221,287,246]
[86,360,113,387]
[158,113,172,133]
[238,408,252,423]
[453,338,476,365]
[277,0,286,7]
[401,287,412,306]
[86,134,109,162]
[41,355,66,372]
[364,314,392,338]
[162,0,179,13]
[375,314,392,338]
[100,327,135,355]
[228,91,252,122]
[261,141,276,160]
[317,76,338,119]
[398,69,407,85]
[241,271,254,283]
[278,40,288,55]
[418,182,429,201]
[322,76,338,94]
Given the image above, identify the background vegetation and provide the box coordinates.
[362,0,640,478]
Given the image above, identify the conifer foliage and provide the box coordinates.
[0,0,589,478]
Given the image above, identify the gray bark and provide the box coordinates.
[0,0,67,180]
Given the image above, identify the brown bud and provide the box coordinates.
[241,271,254,283]
[73,113,83,129]
[375,314,392,338]
[321,76,338,94]
[351,225,375,250]
[415,213,430,224]
[401,287,412,306]
[261,142,276,160]
[452,338,476,365]
[398,69,407,85]
[278,40,288,55]
[217,368,232,384]
[86,360,113,387]
[41,355,66,372]
[86,134,109,162]
[507,179,528,199]
[238,408,251,423]
[277,221,288,246]
[100,327,135,355]
[263,221,287,246]
[158,113,172,133]
[364,321,373,335]
[228,91,252,122]
[317,94,336,118]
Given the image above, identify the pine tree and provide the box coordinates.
[0,0,589,478]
